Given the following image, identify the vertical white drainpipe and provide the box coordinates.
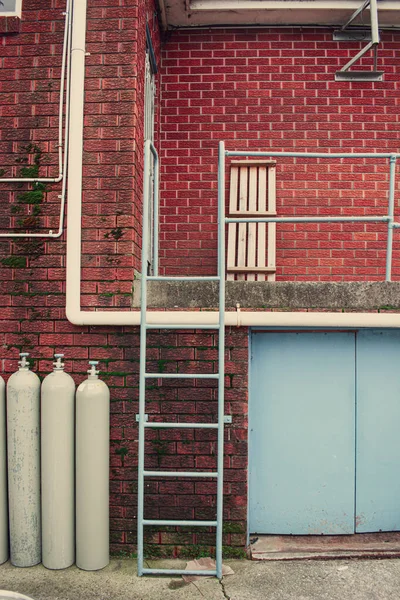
[0,374,7,565]
[66,0,87,323]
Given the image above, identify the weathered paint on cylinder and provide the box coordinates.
[0,375,8,565]
[0,592,36,600]
[76,361,110,571]
[7,354,41,567]
[41,355,76,569]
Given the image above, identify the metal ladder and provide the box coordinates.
[137,141,226,578]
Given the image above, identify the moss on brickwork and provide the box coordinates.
[140,544,247,560]
[1,144,47,268]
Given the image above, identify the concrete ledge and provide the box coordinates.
[132,280,400,311]
[250,532,400,561]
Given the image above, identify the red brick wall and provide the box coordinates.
[0,0,249,559]
[113,326,248,556]
[0,0,184,558]
[4,12,400,559]
[160,28,400,281]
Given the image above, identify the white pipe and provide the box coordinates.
[0,0,72,239]
[65,0,400,330]
[0,1,70,183]
[66,0,86,322]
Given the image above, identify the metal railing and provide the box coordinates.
[220,143,399,281]
[139,141,400,577]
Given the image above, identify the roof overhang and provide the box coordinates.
[159,0,400,30]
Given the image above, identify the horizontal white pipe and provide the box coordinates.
[226,151,399,159]
[189,0,400,11]
[66,306,400,329]
[65,0,400,331]
[143,471,218,478]
[0,176,62,183]
[0,231,61,238]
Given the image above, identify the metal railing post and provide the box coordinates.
[386,155,397,281]
[216,141,226,579]
[151,143,159,277]
[137,140,151,576]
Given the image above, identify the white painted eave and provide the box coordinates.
[160,0,400,29]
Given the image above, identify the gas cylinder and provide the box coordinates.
[76,361,110,571]
[7,353,41,567]
[0,374,7,565]
[41,354,75,570]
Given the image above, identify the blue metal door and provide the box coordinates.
[249,331,356,535]
[356,330,400,532]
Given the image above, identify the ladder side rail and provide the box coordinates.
[138,140,154,576]
[216,141,226,579]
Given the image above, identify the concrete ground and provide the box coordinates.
[2,557,400,600]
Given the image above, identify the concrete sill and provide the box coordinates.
[132,280,400,312]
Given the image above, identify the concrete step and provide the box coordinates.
[250,532,400,561]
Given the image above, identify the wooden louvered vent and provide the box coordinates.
[227,160,277,281]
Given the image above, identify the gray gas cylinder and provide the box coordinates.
[41,354,76,569]
[0,374,7,565]
[7,353,41,567]
[76,361,110,571]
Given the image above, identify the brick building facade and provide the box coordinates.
[1,0,400,559]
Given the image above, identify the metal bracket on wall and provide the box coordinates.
[333,30,371,42]
[334,0,384,82]
[136,414,148,422]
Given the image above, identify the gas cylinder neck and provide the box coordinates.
[53,354,65,371]
[88,361,99,379]
[18,353,30,371]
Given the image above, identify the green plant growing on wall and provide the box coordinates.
[104,227,125,241]
[115,446,129,458]
[152,439,169,457]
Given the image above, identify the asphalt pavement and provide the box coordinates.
[1,557,400,600]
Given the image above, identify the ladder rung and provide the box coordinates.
[147,276,220,282]
[143,519,217,527]
[145,373,219,379]
[143,470,218,478]
[145,324,221,330]
[142,568,217,576]
[144,422,219,429]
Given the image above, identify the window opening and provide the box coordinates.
[144,42,157,274]
[0,0,21,16]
